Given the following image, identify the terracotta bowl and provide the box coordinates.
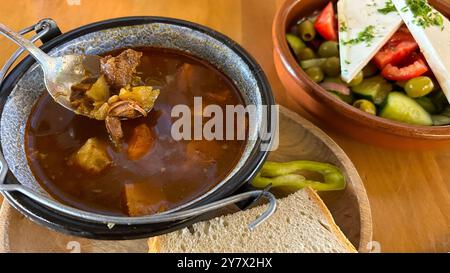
[273,0,450,149]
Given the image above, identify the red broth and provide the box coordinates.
[25,47,246,216]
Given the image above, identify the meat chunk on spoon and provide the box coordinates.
[100,49,143,89]
[105,116,124,145]
[70,49,160,145]
[105,87,160,145]
[106,100,149,146]
[108,100,147,119]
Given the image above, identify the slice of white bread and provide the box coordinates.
[148,188,357,253]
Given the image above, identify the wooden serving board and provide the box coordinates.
[0,106,372,253]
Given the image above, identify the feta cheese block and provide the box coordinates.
[393,0,450,103]
[338,0,403,82]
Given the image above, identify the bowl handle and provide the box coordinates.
[0,151,8,189]
[0,18,61,205]
[0,148,277,229]
[0,18,61,84]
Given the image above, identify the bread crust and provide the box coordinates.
[147,188,357,253]
[147,237,160,253]
[303,187,357,253]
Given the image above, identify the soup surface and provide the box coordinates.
[25,47,246,216]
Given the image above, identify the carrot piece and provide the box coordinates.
[127,124,155,160]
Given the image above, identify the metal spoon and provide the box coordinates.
[0,22,101,117]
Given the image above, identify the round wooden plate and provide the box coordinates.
[0,106,372,252]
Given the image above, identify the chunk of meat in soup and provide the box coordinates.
[124,182,168,216]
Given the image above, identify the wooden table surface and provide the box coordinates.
[0,0,449,253]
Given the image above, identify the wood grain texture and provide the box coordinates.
[0,0,449,253]
[271,107,372,252]
[0,106,371,253]
[0,202,148,253]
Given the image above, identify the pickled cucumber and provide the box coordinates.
[415,97,438,114]
[351,76,392,105]
[380,92,433,126]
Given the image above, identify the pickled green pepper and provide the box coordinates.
[252,161,346,191]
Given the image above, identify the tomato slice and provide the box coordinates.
[381,53,429,81]
[314,2,338,41]
[373,28,418,69]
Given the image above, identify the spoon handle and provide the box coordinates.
[0,22,51,66]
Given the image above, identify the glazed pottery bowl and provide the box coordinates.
[273,0,450,149]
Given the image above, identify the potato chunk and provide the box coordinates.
[86,75,110,102]
[124,182,167,216]
[119,86,160,112]
[71,138,112,174]
[91,102,109,121]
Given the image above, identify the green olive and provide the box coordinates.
[405,76,435,98]
[305,67,324,83]
[362,62,378,77]
[345,71,364,87]
[353,99,377,115]
[298,20,316,41]
[318,41,339,58]
[297,47,316,60]
[323,57,341,77]
[286,33,306,56]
